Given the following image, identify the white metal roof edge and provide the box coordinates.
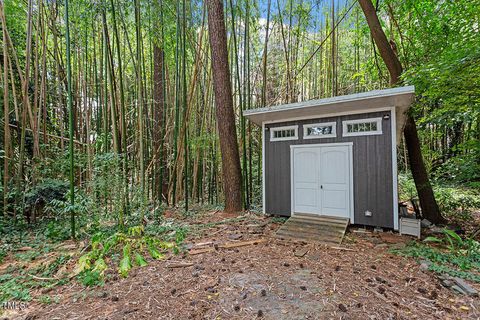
[243,85,415,117]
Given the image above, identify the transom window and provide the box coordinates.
[303,122,336,139]
[270,125,298,141]
[342,118,382,137]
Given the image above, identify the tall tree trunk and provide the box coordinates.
[153,43,167,202]
[153,2,167,203]
[2,2,11,216]
[206,0,243,213]
[64,0,76,238]
[358,0,444,224]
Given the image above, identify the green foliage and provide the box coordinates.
[271,217,288,223]
[432,186,480,219]
[398,173,480,218]
[424,228,472,252]
[392,229,480,282]
[0,274,32,303]
[24,179,69,211]
[398,173,417,201]
[77,225,181,280]
[78,270,104,287]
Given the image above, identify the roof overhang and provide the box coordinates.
[243,86,415,126]
[244,86,415,145]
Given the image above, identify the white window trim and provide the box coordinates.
[342,117,383,137]
[303,122,336,139]
[270,125,298,141]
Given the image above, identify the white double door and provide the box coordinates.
[292,144,352,219]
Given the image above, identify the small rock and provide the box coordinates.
[335,266,341,272]
[257,310,264,318]
[99,292,108,298]
[451,285,467,295]
[370,265,377,270]
[171,288,177,295]
[283,262,290,267]
[260,289,267,296]
[294,248,309,257]
[338,304,347,312]
[421,219,432,228]
[452,277,478,297]
[441,279,453,288]
[300,286,307,291]
[375,243,388,249]
[234,305,240,312]
[378,286,386,294]
[374,227,384,233]
[429,290,438,300]
[111,296,119,302]
[242,293,248,300]
[419,260,431,271]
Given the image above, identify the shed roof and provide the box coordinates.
[243,86,415,126]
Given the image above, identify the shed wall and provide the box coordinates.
[264,111,394,228]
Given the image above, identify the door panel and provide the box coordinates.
[292,144,351,219]
[293,149,321,214]
[320,146,350,218]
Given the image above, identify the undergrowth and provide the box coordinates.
[77,225,183,284]
[392,229,480,282]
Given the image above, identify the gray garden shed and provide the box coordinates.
[244,86,415,230]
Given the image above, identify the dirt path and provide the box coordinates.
[8,214,480,319]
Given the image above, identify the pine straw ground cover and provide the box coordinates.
[3,211,480,320]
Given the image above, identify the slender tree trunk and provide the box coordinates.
[2,3,11,216]
[134,0,146,218]
[64,0,75,238]
[358,0,444,224]
[109,0,128,226]
[182,0,189,211]
[206,0,243,212]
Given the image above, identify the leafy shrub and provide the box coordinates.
[23,179,69,220]
[433,144,480,183]
[433,186,480,218]
[77,225,180,280]
[78,270,104,287]
[398,173,418,201]
[398,173,480,217]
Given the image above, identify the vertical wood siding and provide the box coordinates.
[265,111,394,228]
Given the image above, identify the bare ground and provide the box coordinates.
[4,211,480,320]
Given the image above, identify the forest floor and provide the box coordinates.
[2,210,479,320]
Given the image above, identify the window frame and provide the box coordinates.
[270,125,299,142]
[342,117,383,137]
[303,122,337,139]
